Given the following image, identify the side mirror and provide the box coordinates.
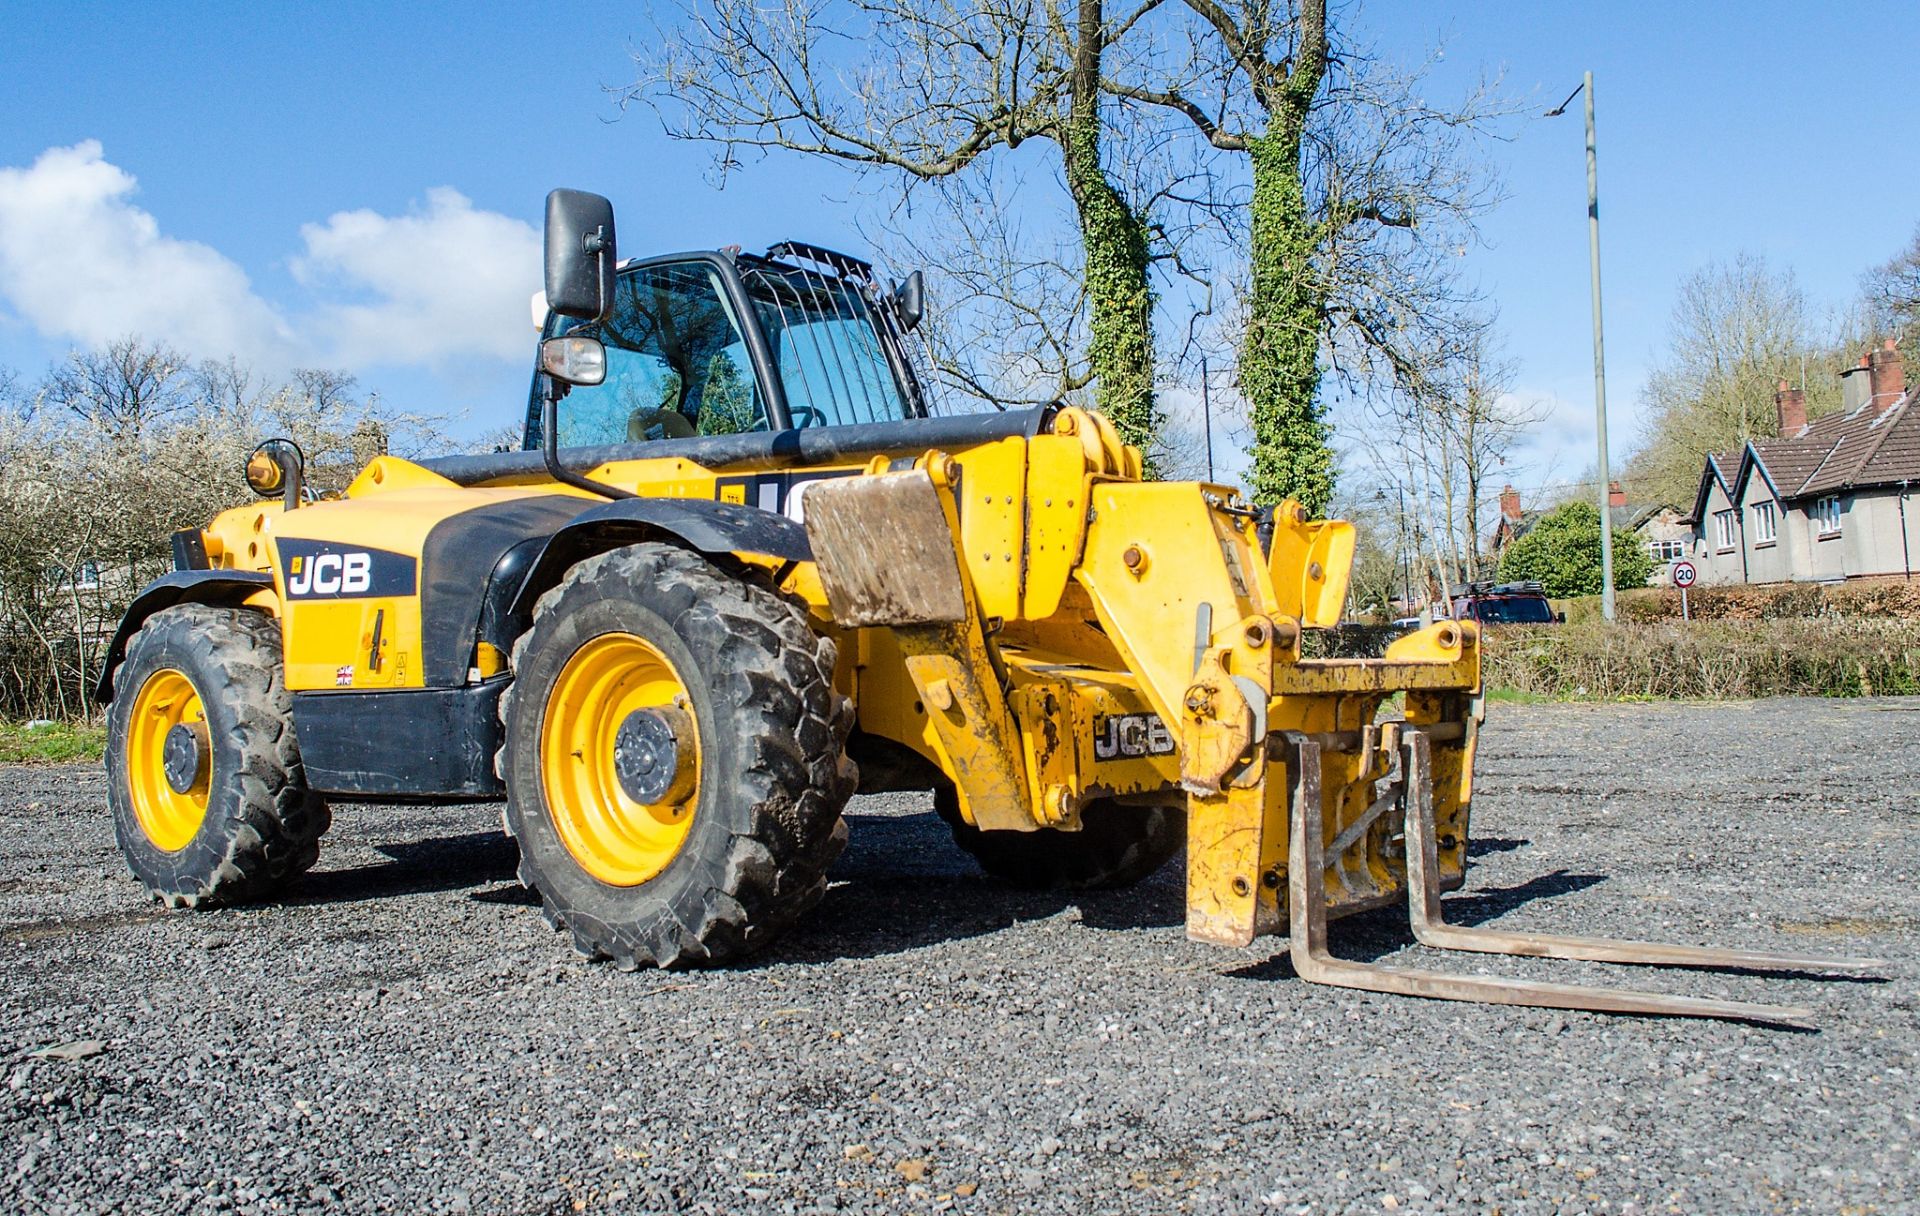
[891,270,924,332]
[1556,611,1567,623]
[544,189,618,323]
[244,438,306,510]
[540,335,607,386]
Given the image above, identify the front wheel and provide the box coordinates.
[500,545,854,968]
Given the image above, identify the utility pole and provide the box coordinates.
[1399,486,1411,611]
[1548,74,1617,620]
[1200,355,1215,482]
[1583,72,1617,620]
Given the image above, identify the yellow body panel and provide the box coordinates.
[270,484,559,691]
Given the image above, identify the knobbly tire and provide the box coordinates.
[500,544,855,968]
[935,785,1183,890]
[105,604,330,907]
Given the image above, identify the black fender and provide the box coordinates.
[508,497,813,618]
[95,570,276,703]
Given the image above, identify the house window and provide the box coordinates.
[1646,539,1686,563]
[1814,495,1842,536]
[1714,509,1738,551]
[1751,501,1777,545]
[45,561,101,591]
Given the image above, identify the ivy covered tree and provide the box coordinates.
[1496,501,1653,599]
[631,0,1160,455]
[1106,0,1507,514]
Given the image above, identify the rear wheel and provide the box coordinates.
[500,544,854,967]
[935,785,1183,890]
[105,605,330,907]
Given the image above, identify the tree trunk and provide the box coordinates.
[1063,0,1158,461]
[1236,0,1334,515]
[1242,116,1334,514]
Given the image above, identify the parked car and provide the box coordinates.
[1448,580,1562,625]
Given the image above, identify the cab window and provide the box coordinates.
[738,263,909,427]
[554,262,767,446]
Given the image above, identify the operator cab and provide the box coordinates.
[526,240,926,452]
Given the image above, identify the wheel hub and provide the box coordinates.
[162,721,210,795]
[613,709,682,805]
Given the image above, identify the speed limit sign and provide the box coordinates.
[1671,559,1697,620]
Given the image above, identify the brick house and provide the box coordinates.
[1684,341,1920,585]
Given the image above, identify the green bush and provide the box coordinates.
[1497,501,1654,597]
[1481,618,1920,700]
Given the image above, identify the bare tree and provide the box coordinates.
[38,338,192,438]
[0,340,450,719]
[626,0,1164,453]
[864,162,1094,411]
[1342,310,1539,603]
[1434,332,1536,577]
[1627,253,1837,506]
[1101,0,1508,514]
[1861,224,1920,359]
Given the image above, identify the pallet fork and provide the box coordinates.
[1284,730,1880,1028]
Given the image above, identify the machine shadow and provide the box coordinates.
[291,831,524,906]
[1222,869,1610,979]
[763,810,1184,965]
[1467,836,1530,857]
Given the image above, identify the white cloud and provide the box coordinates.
[0,141,295,363]
[0,143,540,375]
[292,187,540,369]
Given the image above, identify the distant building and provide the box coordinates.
[1683,341,1920,585]
[1489,482,1685,583]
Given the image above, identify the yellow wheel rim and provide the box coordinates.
[540,632,701,886]
[126,668,211,852]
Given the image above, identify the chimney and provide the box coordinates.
[1870,338,1905,414]
[1607,481,1627,509]
[1774,378,1807,434]
[1499,485,1521,522]
[1841,352,1873,413]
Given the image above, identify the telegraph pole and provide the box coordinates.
[1547,73,1618,620]
[1200,355,1215,482]
[1583,72,1617,620]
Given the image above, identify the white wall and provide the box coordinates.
[1736,475,1791,584]
[1691,477,1744,585]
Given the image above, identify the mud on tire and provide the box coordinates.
[500,544,855,968]
[105,604,331,907]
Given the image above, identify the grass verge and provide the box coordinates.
[0,720,107,764]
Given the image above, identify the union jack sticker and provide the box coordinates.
[335,665,354,687]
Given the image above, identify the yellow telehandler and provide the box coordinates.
[99,190,1872,1024]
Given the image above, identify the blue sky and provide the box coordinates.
[2,1,1916,496]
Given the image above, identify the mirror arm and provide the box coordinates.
[264,439,305,510]
[541,382,633,501]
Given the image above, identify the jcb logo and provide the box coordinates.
[1093,712,1176,761]
[278,541,416,601]
[288,552,372,596]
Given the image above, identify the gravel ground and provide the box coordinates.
[2,698,1916,1216]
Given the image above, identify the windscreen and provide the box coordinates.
[737,264,910,427]
[1477,597,1556,624]
[551,262,767,447]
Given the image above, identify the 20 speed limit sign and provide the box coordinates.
[1671,559,1697,588]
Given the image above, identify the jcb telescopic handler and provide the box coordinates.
[100,190,1873,1024]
